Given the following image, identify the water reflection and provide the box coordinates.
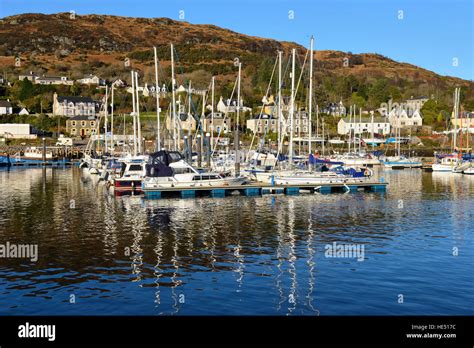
[0,167,472,315]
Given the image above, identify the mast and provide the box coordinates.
[188,80,192,135]
[211,76,215,150]
[135,71,142,154]
[322,119,325,156]
[289,48,296,165]
[154,46,161,151]
[370,110,375,152]
[131,70,137,156]
[358,107,362,153]
[397,112,401,157]
[277,50,283,155]
[453,87,459,151]
[104,84,108,154]
[111,84,114,156]
[348,105,352,153]
[171,43,178,151]
[308,36,314,165]
[234,62,241,176]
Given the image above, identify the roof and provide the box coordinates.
[67,115,97,121]
[37,76,67,81]
[0,100,12,107]
[204,112,225,119]
[249,113,275,120]
[57,96,95,103]
[340,117,388,123]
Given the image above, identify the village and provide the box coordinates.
[1,70,472,156]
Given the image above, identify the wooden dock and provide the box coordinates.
[143,180,388,199]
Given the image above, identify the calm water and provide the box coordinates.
[0,167,472,315]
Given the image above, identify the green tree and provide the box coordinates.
[18,78,35,101]
[350,92,366,109]
[368,79,390,108]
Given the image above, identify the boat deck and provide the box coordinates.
[142,180,388,199]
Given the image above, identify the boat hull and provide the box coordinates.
[143,176,246,190]
[114,179,143,191]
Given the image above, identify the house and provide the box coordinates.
[216,96,252,114]
[203,112,232,134]
[451,111,474,129]
[405,96,429,112]
[165,104,197,133]
[111,79,126,88]
[294,110,311,135]
[66,116,97,138]
[18,108,30,115]
[18,71,37,82]
[379,97,429,118]
[387,107,423,127]
[77,74,104,86]
[0,123,36,139]
[35,76,73,85]
[247,114,277,134]
[322,101,346,116]
[338,117,391,136]
[0,100,13,115]
[53,93,100,117]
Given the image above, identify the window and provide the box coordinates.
[90,121,95,127]
[172,167,193,174]
[71,128,77,134]
[193,174,220,180]
[81,121,86,127]
[71,121,76,126]
[129,165,143,171]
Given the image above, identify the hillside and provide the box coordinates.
[0,12,473,112]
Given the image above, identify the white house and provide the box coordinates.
[0,100,13,115]
[35,76,73,85]
[18,71,37,82]
[338,117,391,135]
[0,123,36,139]
[247,114,277,134]
[77,74,104,86]
[111,79,126,88]
[18,108,29,115]
[216,96,252,114]
[53,93,100,117]
[387,107,423,127]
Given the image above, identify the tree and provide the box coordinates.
[350,92,366,109]
[368,79,390,108]
[18,78,35,101]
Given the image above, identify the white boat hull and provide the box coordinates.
[143,176,246,189]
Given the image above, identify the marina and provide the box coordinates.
[0,1,472,344]
[0,166,472,316]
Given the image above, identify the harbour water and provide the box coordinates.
[0,167,472,315]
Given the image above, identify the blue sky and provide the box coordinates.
[1,0,472,80]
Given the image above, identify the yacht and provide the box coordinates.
[382,155,422,169]
[432,155,460,172]
[111,156,148,191]
[142,150,247,190]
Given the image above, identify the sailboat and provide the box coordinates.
[254,38,372,185]
[432,87,467,172]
